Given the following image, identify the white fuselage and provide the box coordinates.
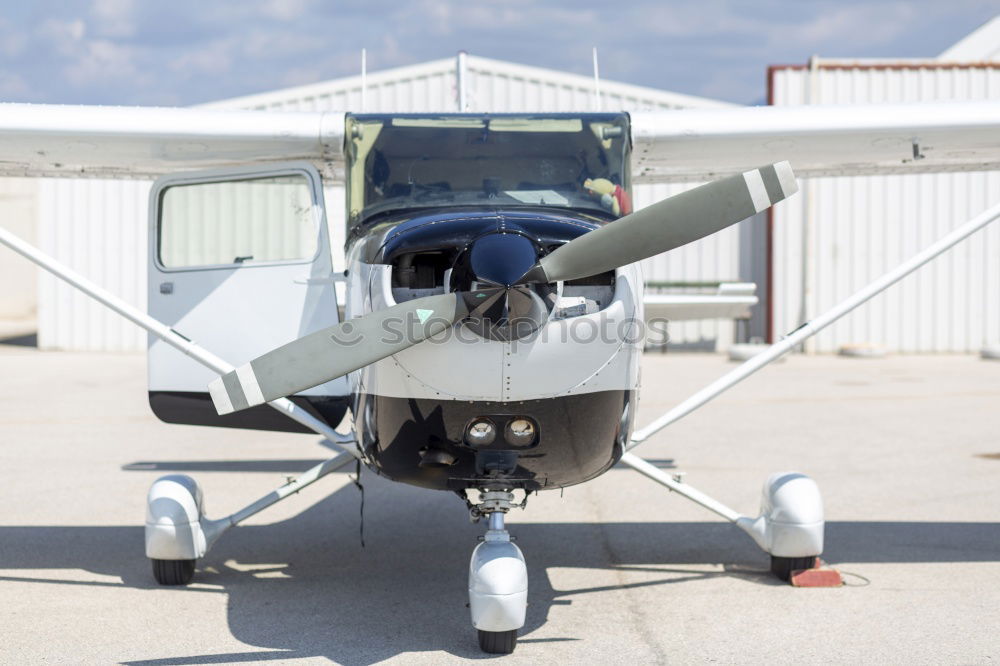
[344,248,644,404]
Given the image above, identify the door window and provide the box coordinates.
[158,174,318,269]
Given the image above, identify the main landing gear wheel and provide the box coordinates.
[770,555,818,582]
[478,629,517,654]
[735,473,825,583]
[145,475,209,586]
[151,558,196,585]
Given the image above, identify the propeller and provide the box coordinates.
[208,291,494,415]
[520,161,797,284]
[209,161,797,416]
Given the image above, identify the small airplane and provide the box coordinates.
[1,99,999,654]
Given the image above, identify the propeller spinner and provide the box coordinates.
[451,231,557,342]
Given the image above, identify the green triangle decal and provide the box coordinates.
[416,308,433,324]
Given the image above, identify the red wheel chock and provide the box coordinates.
[790,558,843,587]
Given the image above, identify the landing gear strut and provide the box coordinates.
[143,452,356,587]
[468,490,527,654]
[619,454,825,580]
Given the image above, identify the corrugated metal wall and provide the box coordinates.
[0,178,39,322]
[771,63,1000,352]
[38,179,150,351]
[37,56,739,351]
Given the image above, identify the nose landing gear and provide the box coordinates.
[467,490,527,654]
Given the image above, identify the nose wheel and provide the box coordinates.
[478,629,518,654]
[151,558,196,586]
[468,491,527,654]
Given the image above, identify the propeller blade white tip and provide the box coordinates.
[208,376,235,415]
[743,168,770,213]
[235,362,265,406]
[774,160,798,197]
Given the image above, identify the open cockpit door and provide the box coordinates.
[147,162,348,432]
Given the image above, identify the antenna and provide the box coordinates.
[360,48,367,112]
[592,47,602,111]
[456,50,468,111]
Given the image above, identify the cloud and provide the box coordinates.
[37,17,87,50]
[0,1,994,105]
[168,38,234,77]
[257,0,314,22]
[771,3,918,51]
[0,71,30,98]
[66,39,145,88]
[91,0,136,38]
[0,19,28,58]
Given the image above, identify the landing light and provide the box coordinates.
[466,419,496,446]
[504,418,536,447]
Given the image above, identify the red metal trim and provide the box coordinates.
[770,62,1000,72]
[764,65,777,342]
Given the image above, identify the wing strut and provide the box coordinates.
[0,224,359,458]
[628,198,1000,450]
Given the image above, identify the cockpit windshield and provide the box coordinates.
[345,113,631,227]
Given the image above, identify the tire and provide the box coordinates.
[770,555,817,582]
[478,629,517,654]
[151,558,196,585]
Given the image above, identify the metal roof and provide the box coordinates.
[203,54,734,113]
[940,16,1000,61]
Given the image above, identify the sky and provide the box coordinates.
[0,1,996,107]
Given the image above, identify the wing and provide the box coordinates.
[631,101,1000,183]
[0,103,344,178]
[1,100,997,182]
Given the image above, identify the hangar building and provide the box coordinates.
[770,17,1000,352]
[10,55,743,353]
[1,18,998,354]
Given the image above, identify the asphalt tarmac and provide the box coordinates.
[1,346,998,664]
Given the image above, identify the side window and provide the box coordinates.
[158,174,318,269]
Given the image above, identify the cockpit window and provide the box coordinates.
[345,113,631,227]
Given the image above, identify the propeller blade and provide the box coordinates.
[524,162,797,283]
[208,292,474,415]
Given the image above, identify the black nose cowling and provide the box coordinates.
[452,232,556,342]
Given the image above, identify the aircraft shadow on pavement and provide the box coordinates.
[0,332,37,347]
[120,460,337,473]
[1,470,999,664]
